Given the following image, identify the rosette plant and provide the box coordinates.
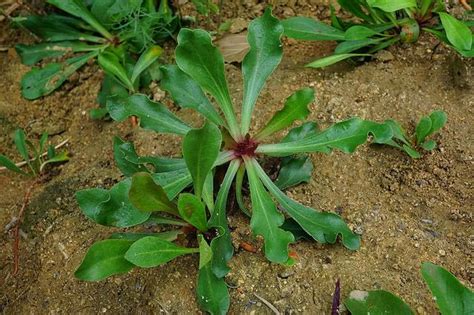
[75,9,446,314]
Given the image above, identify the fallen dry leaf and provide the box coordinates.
[216,32,249,63]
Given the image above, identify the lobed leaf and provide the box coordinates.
[421,262,474,315]
[282,122,319,142]
[75,239,135,281]
[344,290,414,315]
[282,17,346,41]
[244,157,295,263]
[129,172,178,215]
[124,236,199,268]
[241,8,284,135]
[107,94,191,136]
[175,29,240,138]
[160,65,225,126]
[252,159,360,250]
[183,122,222,198]
[255,88,314,140]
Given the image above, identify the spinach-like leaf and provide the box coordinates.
[344,290,414,315]
[241,8,284,134]
[75,239,135,281]
[439,13,472,51]
[152,169,192,200]
[196,261,230,315]
[178,193,208,232]
[275,155,313,190]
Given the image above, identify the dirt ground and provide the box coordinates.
[0,1,473,314]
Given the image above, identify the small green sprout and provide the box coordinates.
[281,0,473,68]
[0,129,69,177]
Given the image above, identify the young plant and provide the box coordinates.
[344,262,474,315]
[281,0,473,68]
[13,0,177,111]
[0,128,69,177]
[75,10,447,313]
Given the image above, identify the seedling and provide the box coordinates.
[344,262,474,314]
[75,10,447,313]
[13,0,176,116]
[281,0,473,68]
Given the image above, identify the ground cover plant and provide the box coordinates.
[282,0,473,68]
[13,0,177,117]
[74,9,448,314]
[342,262,474,315]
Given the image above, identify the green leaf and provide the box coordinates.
[96,74,128,110]
[344,26,380,40]
[421,262,474,315]
[335,38,382,54]
[282,17,346,41]
[203,172,215,213]
[429,111,447,135]
[13,129,30,164]
[421,139,437,151]
[183,122,222,198]
[178,193,208,231]
[366,0,417,12]
[439,13,472,51]
[110,231,182,242]
[75,239,135,281]
[113,137,150,177]
[344,290,414,315]
[124,236,198,268]
[0,155,27,175]
[282,122,319,142]
[275,156,313,190]
[21,51,98,100]
[175,28,240,138]
[41,151,69,170]
[257,117,393,157]
[91,0,142,27]
[337,0,372,22]
[47,0,113,39]
[131,45,163,84]
[252,159,360,250]
[152,169,193,200]
[383,120,421,158]
[16,41,103,66]
[160,65,225,126]
[196,263,230,315]
[208,160,240,278]
[415,116,432,145]
[255,88,314,140]
[76,179,150,227]
[107,94,191,136]
[98,51,134,91]
[129,172,178,214]
[306,53,371,68]
[235,164,250,217]
[241,8,284,135]
[198,234,212,269]
[244,157,295,263]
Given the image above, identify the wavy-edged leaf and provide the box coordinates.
[255,88,314,140]
[244,157,294,263]
[178,193,208,231]
[98,51,134,91]
[257,117,393,157]
[275,155,313,190]
[282,17,345,41]
[76,179,150,227]
[198,234,212,269]
[344,290,414,315]
[306,53,371,68]
[131,45,163,84]
[366,0,417,12]
[0,155,27,175]
[252,159,360,250]
[75,239,134,281]
[183,122,222,198]
[160,65,224,126]
[129,172,177,214]
[47,0,113,39]
[439,13,472,51]
[175,28,240,138]
[124,236,198,268]
[421,262,474,315]
[16,41,103,66]
[21,51,98,100]
[208,160,240,277]
[107,94,191,136]
[12,15,104,43]
[196,262,230,315]
[152,169,192,200]
[241,8,284,134]
[282,122,319,142]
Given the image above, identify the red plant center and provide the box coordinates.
[233,136,259,158]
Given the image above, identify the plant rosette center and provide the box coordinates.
[231,136,259,159]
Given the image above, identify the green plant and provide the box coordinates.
[344,262,474,315]
[75,9,447,313]
[13,0,177,112]
[0,128,69,176]
[281,0,473,68]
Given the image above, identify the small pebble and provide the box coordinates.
[439,249,446,256]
